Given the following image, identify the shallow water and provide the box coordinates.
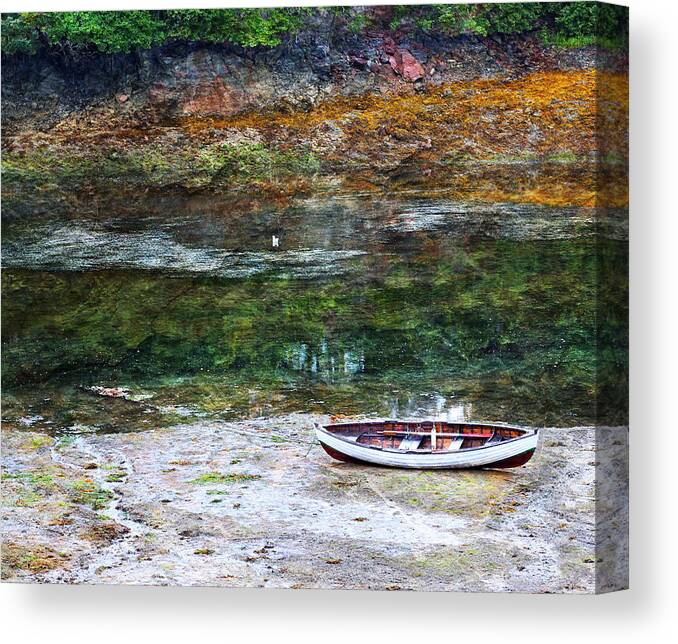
[1,191,628,430]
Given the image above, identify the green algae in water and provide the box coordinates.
[1,196,627,429]
[190,473,261,485]
[69,480,114,510]
[104,471,126,483]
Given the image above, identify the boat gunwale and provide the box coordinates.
[317,420,539,455]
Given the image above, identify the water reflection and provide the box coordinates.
[1,192,628,429]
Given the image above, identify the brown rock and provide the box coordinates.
[383,37,396,55]
[349,55,368,70]
[400,50,425,82]
[388,55,398,75]
[389,49,425,82]
[116,94,129,104]
[81,522,130,544]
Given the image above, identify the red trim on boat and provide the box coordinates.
[319,442,365,464]
[481,448,536,469]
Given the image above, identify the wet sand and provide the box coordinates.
[1,415,627,592]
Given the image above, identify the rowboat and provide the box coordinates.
[314,419,538,469]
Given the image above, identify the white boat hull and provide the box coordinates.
[315,424,539,470]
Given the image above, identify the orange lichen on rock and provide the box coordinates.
[184,70,628,163]
[4,70,628,208]
[177,69,627,207]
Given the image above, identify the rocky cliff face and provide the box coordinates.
[1,28,623,134]
[1,29,628,218]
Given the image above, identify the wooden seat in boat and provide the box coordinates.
[399,435,423,451]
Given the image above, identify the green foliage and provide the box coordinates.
[1,8,306,55]
[540,32,625,51]
[419,3,546,37]
[401,3,627,45]
[37,11,165,54]
[389,5,412,31]
[2,4,628,57]
[554,2,628,40]
[484,3,544,34]
[434,4,492,37]
[325,7,372,35]
[347,14,368,35]
[164,8,306,48]
[1,13,40,55]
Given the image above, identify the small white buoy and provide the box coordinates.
[272,235,279,248]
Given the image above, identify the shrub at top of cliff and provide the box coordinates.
[0,8,308,55]
[394,2,627,45]
[1,4,628,57]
